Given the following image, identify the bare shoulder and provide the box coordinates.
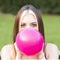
[45,43,59,59]
[1,44,14,53]
[1,44,14,59]
[46,43,58,50]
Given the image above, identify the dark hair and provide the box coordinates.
[13,4,45,43]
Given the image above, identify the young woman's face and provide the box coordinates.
[19,10,38,31]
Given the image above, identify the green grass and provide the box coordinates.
[0,12,60,50]
[0,12,15,50]
[42,14,60,50]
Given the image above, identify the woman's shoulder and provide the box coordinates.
[45,43,59,59]
[1,44,14,59]
[46,43,58,49]
[1,44,14,52]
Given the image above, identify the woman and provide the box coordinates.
[1,5,58,60]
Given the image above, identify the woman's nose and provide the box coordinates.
[25,25,32,28]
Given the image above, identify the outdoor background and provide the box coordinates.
[0,0,60,50]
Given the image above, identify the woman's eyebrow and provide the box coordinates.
[31,22,37,24]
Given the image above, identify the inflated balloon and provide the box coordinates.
[16,28,44,56]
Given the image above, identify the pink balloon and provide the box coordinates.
[16,28,44,56]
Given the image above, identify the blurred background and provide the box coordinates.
[0,0,60,50]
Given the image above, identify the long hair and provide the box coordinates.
[13,4,45,58]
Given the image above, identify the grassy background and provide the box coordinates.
[42,14,60,50]
[0,12,60,50]
[0,12,15,50]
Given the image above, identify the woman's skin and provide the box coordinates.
[1,10,58,60]
[19,10,38,32]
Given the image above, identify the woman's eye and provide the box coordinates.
[21,23,26,27]
[31,23,37,27]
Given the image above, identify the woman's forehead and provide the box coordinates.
[20,9,37,21]
[19,9,37,24]
[22,14,37,23]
